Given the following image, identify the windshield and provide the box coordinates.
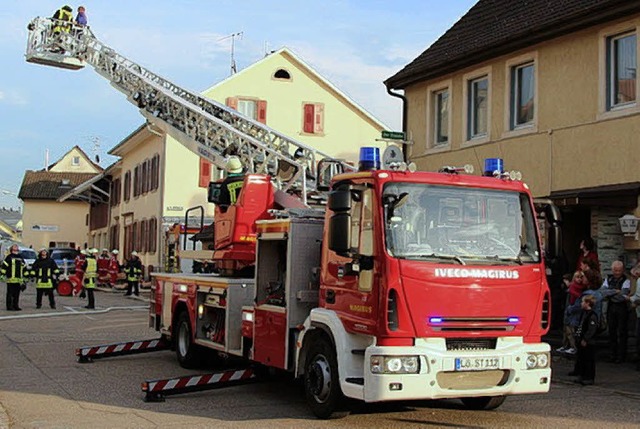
[20,250,36,260]
[383,183,540,264]
[50,250,78,260]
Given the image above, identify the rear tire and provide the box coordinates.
[175,312,202,368]
[304,336,349,419]
[461,395,506,410]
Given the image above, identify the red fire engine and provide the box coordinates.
[26,17,552,419]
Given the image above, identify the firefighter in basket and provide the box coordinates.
[108,249,121,287]
[81,248,98,309]
[30,249,60,309]
[124,251,142,297]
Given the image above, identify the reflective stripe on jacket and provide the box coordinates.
[2,254,26,283]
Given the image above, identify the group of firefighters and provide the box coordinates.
[2,246,143,312]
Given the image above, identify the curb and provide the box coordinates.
[0,397,11,429]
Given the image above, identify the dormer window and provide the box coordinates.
[60,179,71,189]
[273,69,291,81]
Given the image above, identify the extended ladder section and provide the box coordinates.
[26,17,354,205]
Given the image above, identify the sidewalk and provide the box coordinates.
[545,329,640,396]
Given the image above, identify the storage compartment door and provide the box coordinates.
[253,306,287,369]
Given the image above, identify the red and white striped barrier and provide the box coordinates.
[142,367,257,402]
[76,338,170,363]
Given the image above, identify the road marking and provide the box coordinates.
[0,305,147,321]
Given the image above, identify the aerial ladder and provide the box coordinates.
[26,17,354,208]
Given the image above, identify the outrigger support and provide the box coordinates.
[142,367,258,402]
[76,337,170,363]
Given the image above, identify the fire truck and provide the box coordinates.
[26,17,552,419]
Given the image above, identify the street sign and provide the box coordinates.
[381,130,405,140]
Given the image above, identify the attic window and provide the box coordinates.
[72,156,80,166]
[60,179,71,188]
[273,69,291,80]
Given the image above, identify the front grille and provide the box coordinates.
[446,338,497,351]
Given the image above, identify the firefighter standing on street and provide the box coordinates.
[30,249,60,309]
[124,251,142,296]
[81,248,98,309]
[108,249,121,287]
[2,244,27,311]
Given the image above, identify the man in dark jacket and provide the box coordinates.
[2,244,27,311]
[30,249,60,309]
[124,251,142,296]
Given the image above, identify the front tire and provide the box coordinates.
[175,311,201,368]
[461,395,506,410]
[304,337,349,419]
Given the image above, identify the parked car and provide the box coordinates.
[48,248,79,274]
[18,247,37,270]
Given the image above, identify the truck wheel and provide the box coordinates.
[175,312,201,369]
[461,395,506,410]
[304,337,349,419]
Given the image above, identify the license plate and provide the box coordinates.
[455,357,500,371]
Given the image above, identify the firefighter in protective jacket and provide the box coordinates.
[124,251,142,296]
[2,244,27,311]
[52,5,73,35]
[30,249,60,309]
[81,248,98,309]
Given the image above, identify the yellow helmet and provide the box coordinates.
[226,156,242,174]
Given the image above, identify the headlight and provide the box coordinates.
[526,352,549,369]
[370,355,420,374]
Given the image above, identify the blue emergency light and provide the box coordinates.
[359,147,380,171]
[484,158,504,177]
[508,317,520,324]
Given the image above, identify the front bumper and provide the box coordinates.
[360,337,550,403]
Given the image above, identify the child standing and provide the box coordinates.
[573,294,599,385]
[557,271,587,354]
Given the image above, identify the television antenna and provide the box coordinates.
[219,31,243,75]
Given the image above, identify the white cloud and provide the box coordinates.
[0,89,28,106]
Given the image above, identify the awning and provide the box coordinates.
[57,172,109,203]
[549,182,640,207]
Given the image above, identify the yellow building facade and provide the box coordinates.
[386,2,640,271]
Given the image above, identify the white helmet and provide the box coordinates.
[131,251,138,256]
[112,249,119,255]
[226,156,242,174]
[90,248,99,254]
[80,249,88,255]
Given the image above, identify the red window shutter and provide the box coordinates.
[257,100,267,124]
[199,158,211,188]
[226,97,238,110]
[314,104,325,134]
[303,104,315,133]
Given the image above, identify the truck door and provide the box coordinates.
[322,186,379,334]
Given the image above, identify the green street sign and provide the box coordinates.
[381,130,405,140]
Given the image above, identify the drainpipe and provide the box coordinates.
[386,86,408,162]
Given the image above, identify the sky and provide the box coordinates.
[0,0,476,209]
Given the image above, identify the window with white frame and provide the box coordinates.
[237,99,257,120]
[72,156,80,166]
[468,76,488,139]
[433,89,449,146]
[511,62,535,128]
[607,31,637,109]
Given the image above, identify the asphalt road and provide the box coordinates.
[1,285,639,428]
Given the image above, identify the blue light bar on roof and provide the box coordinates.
[359,147,380,171]
[484,158,504,177]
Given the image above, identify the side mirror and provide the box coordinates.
[328,212,351,256]
[316,159,346,191]
[327,189,351,212]
[207,182,223,204]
